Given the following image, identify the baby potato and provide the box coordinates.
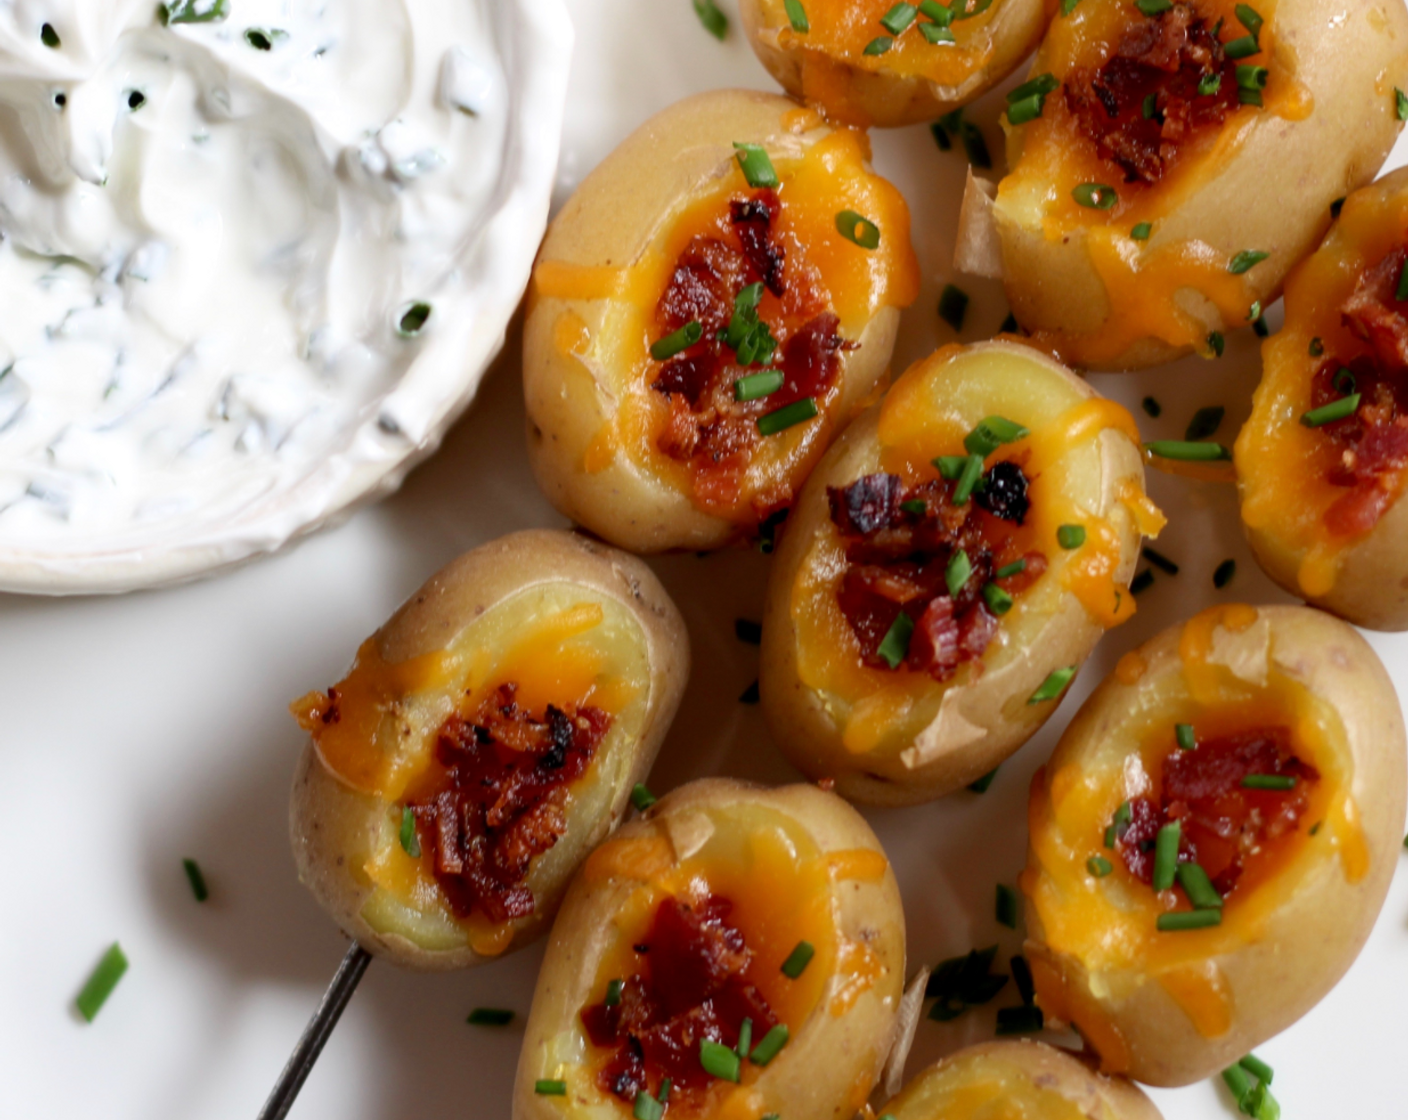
[288,530,688,970]
[513,779,905,1120]
[878,1041,1162,1120]
[760,341,1161,805]
[1238,167,1408,630]
[739,0,1051,129]
[959,0,1408,370]
[1022,604,1407,1086]
[524,89,920,553]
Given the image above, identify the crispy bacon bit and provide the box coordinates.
[1063,4,1240,185]
[1118,728,1317,896]
[731,190,786,296]
[826,470,1044,680]
[1342,248,1408,370]
[401,683,611,924]
[580,896,779,1105]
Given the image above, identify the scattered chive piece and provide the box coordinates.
[1253,312,1269,337]
[919,0,954,22]
[877,611,915,669]
[938,284,970,331]
[1028,666,1076,705]
[1005,73,1059,124]
[76,943,129,1023]
[736,1017,753,1060]
[739,680,760,704]
[930,120,953,150]
[1176,723,1197,751]
[749,1024,790,1065]
[634,1090,663,1120]
[1177,863,1224,909]
[757,397,817,436]
[1229,250,1269,274]
[1236,64,1268,94]
[162,0,230,24]
[735,618,762,645]
[660,1080,672,1104]
[953,454,985,505]
[1072,182,1118,209]
[1329,197,1345,219]
[1243,774,1297,790]
[1247,299,1262,321]
[994,558,1027,579]
[399,806,421,858]
[1208,330,1225,357]
[785,0,811,32]
[1135,0,1172,12]
[1236,3,1264,34]
[995,884,1019,929]
[700,1039,742,1082]
[1152,821,1181,891]
[919,24,955,45]
[651,321,703,362]
[1010,955,1035,1005]
[397,302,432,337]
[1301,393,1360,427]
[863,35,894,55]
[693,0,728,39]
[1057,524,1086,550]
[631,783,657,811]
[945,549,972,597]
[535,1080,568,1096]
[1061,0,1082,12]
[1144,548,1179,575]
[1214,559,1237,588]
[605,979,624,1006]
[1142,93,1159,120]
[128,90,146,110]
[995,1005,1045,1035]
[1397,87,1408,121]
[1245,1082,1280,1120]
[182,858,209,903]
[927,946,1007,1020]
[734,369,785,402]
[1131,221,1153,241]
[1198,71,1221,96]
[1158,909,1222,931]
[41,23,60,47]
[901,498,928,515]
[1006,92,1046,125]
[965,415,1030,456]
[1145,439,1231,461]
[1225,35,1260,60]
[1130,569,1154,596]
[968,768,999,794]
[1239,1054,1274,1085]
[880,3,919,34]
[934,454,969,480]
[945,111,992,169]
[1396,258,1408,303]
[982,582,1014,615]
[782,941,815,978]
[1309,337,1325,357]
[467,1008,514,1026]
[245,28,286,50]
[733,143,779,189]
[836,209,881,249]
[1087,855,1113,877]
[1142,396,1162,418]
[1185,406,1225,442]
[1223,1064,1254,1103]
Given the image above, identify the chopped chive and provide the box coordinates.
[1136,0,1172,12]
[733,143,779,189]
[399,806,421,858]
[901,498,928,515]
[734,368,785,402]
[1130,569,1154,595]
[1243,774,1297,790]
[1144,439,1231,461]
[945,549,972,597]
[939,284,969,331]
[631,783,657,811]
[1005,73,1058,124]
[1142,93,1159,120]
[1061,0,1082,12]
[397,302,432,337]
[968,768,999,793]
[1247,299,1262,321]
[693,0,728,39]
[919,0,954,22]
[76,943,129,1022]
[934,454,969,480]
[877,612,915,669]
[952,454,985,505]
[1006,92,1046,125]
[739,680,760,704]
[700,1039,742,1082]
[1198,71,1222,96]
[1131,221,1153,241]
[1177,863,1224,909]
[1072,182,1118,210]
[836,210,881,249]
[1142,396,1162,418]
[1185,406,1225,441]
[995,1005,1045,1035]
[880,3,919,34]
[1010,954,1035,1005]
[1153,821,1181,891]
[1302,393,1361,428]
[982,582,1014,615]
[467,1007,514,1026]
[652,321,703,362]
[1213,559,1237,588]
[182,858,209,902]
[1253,312,1270,337]
[785,0,811,32]
[757,397,818,436]
[1158,908,1222,931]
[736,1017,753,1059]
[1240,1053,1274,1084]
[1028,666,1075,704]
[1087,855,1113,877]
[1144,548,1179,575]
[1208,330,1225,357]
[995,558,1027,579]
[1006,73,1060,104]
[1225,35,1260,59]
[605,979,624,1006]
[660,1080,672,1104]
[1229,249,1269,274]
[1057,524,1086,550]
[930,121,953,150]
[634,1090,663,1120]
[1398,87,1408,121]
[1396,259,1408,304]
[162,0,229,23]
[735,618,762,645]
[781,940,815,978]
[952,113,991,169]
[918,16,954,39]
[245,28,287,50]
[965,415,1029,456]
[128,90,146,110]
[535,1080,568,1096]
[1236,65,1269,95]
[1176,723,1197,750]
[749,1023,790,1065]
[41,22,60,47]
[1246,1081,1280,1120]
[995,884,1019,929]
[1309,337,1325,357]
[1223,1064,1254,1103]
[1236,3,1264,34]
[863,35,894,55]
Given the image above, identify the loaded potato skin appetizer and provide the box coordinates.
[1238,167,1408,630]
[878,1041,1163,1120]
[512,779,905,1120]
[288,530,689,970]
[966,0,1408,370]
[760,341,1161,805]
[525,89,920,553]
[739,0,1051,129]
[1022,605,1406,1086]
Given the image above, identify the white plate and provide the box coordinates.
[1,1,1405,1118]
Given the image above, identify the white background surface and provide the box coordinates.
[3,1,1407,1118]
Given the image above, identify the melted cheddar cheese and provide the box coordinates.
[882,1051,1093,1120]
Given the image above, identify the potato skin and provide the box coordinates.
[760,341,1149,806]
[986,0,1408,371]
[1022,605,1407,1086]
[878,1041,1163,1120]
[524,89,912,552]
[739,0,1050,128]
[289,530,689,971]
[512,779,907,1120]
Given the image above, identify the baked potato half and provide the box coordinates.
[1022,604,1406,1086]
[959,0,1408,370]
[877,1041,1162,1120]
[739,0,1051,129]
[1237,166,1408,630]
[512,779,905,1120]
[525,89,920,553]
[288,530,689,970]
[759,340,1161,805]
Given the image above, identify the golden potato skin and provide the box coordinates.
[878,1041,1163,1120]
[524,89,914,553]
[760,341,1151,806]
[512,779,906,1120]
[739,0,1050,128]
[1022,605,1407,1086]
[289,530,689,971]
[984,0,1408,371]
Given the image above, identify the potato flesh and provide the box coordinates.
[883,1052,1093,1120]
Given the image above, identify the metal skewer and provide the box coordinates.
[256,942,374,1120]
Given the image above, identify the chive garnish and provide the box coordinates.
[782,940,815,978]
[968,768,999,793]
[1397,88,1408,121]
[1176,723,1196,750]
[128,90,146,110]
[162,0,230,25]
[749,1024,790,1065]
[1144,548,1179,575]
[245,28,287,50]
[76,943,129,1022]
[995,884,1018,929]
[1142,93,1159,120]
[1236,3,1264,34]
[965,415,1029,456]
[739,680,760,704]
[946,549,972,596]
[397,302,432,337]
[995,1005,1045,1035]
[183,858,209,902]
[1225,35,1260,61]
[1005,74,1059,125]
[535,1080,568,1096]
[1057,524,1086,549]
[1061,0,1082,12]
[930,120,953,150]
[399,807,421,858]
[1229,249,1269,274]
[1223,1064,1254,1102]
[1130,569,1154,596]
[734,369,785,402]
[1105,801,1132,848]
[952,454,985,505]
[880,3,919,34]
[863,36,894,55]
[41,23,60,48]
[1072,182,1118,210]
[701,1039,742,1082]
[757,397,817,436]
[982,582,1014,615]
[836,210,881,249]
[1131,221,1153,241]
[1011,955,1035,1005]
[1396,258,1408,302]
[1240,1054,1274,1084]
[634,1090,663,1120]
[1198,71,1221,96]
[1144,440,1231,461]
[1028,667,1075,704]
[1253,311,1269,337]
[693,0,728,39]
[652,321,703,362]
[1309,337,1325,357]
[927,946,1007,1020]
[1135,0,1172,13]
[736,1017,753,1059]
[1087,855,1113,877]
[994,558,1027,579]
[877,612,915,669]
[934,454,968,480]
[605,979,624,1006]
[1236,65,1269,100]
[1176,863,1224,909]
[631,783,657,811]
[1214,559,1236,588]
[1152,821,1181,891]
[1301,393,1360,427]
[1142,396,1162,418]
[1208,330,1225,357]
[1157,909,1222,931]
[939,284,969,331]
[735,618,762,645]
[901,498,928,515]
[785,0,811,32]
[467,1007,514,1026]
[1243,774,1297,790]
[1185,406,1225,441]
[1332,367,1356,395]
[733,143,779,189]
[919,13,954,38]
